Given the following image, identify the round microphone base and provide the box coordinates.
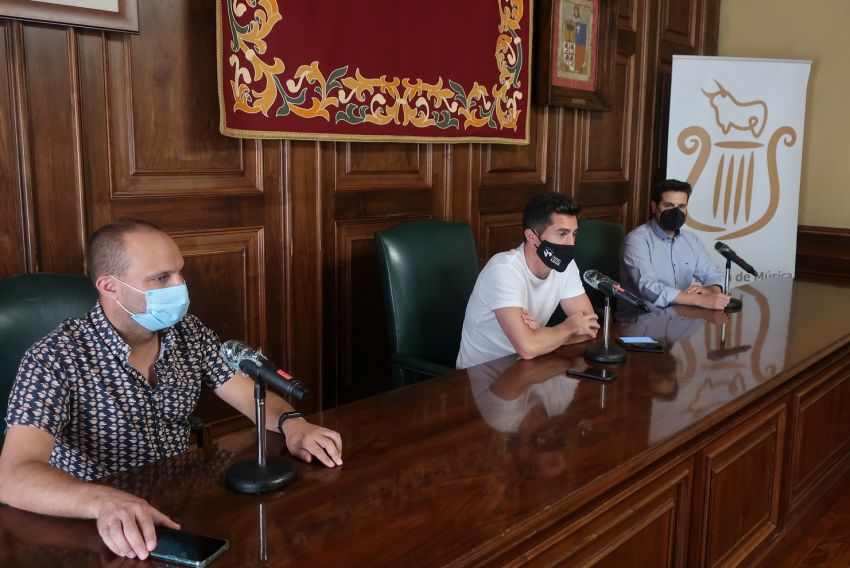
[225,455,297,494]
[725,297,742,312]
[584,344,627,364]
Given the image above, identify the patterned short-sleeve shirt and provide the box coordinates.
[4,302,234,481]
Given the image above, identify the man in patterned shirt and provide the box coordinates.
[0,219,343,561]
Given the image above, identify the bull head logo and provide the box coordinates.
[701,80,767,138]
[677,80,797,240]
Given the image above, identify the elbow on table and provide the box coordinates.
[514,339,543,361]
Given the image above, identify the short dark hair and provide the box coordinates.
[522,193,581,238]
[86,219,163,284]
[651,179,692,204]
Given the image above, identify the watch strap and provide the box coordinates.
[277,411,304,434]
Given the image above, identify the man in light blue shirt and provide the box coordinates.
[621,179,730,310]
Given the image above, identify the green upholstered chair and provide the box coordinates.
[0,273,98,449]
[574,218,626,309]
[375,220,479,387]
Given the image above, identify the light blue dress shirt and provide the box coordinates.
[620,219,725,308]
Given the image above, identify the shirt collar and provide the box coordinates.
[90,301,176,362]
[518,242,549,282]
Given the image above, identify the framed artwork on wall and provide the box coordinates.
[535,0,618,111]
[0,0,139,33]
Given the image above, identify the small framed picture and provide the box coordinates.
[0,0,139,33]
[535,0,618,111]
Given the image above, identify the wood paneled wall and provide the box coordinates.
[0,0,720,436]
[796,226,850,283]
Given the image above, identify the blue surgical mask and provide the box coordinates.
[111,276,190,331]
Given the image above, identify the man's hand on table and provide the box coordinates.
[282,419,343,467]
[90,486,180,560]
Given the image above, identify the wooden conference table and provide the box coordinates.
[2,277,850,567]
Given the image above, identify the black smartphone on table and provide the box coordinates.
[616,336,665,352]
[566,367,619,381]
[150,527,229,568]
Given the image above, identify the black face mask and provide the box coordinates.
[535,235,574,272]
[658,208,686,232]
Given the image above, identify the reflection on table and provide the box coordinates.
[618,278,792,444]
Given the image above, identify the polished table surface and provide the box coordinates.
[2,278,850,567]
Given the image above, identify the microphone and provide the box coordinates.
[220,340,310,400]
[583,269,649,312]
[715,242,758,277]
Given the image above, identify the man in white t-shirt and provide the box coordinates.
[456,193,600,369]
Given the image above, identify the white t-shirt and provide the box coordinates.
[456,243,586,369]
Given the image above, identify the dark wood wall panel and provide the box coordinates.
[77,30,111,236]
[789,358,850,512]
[0,22,25,276]
[337,143,430,189]
[174,229,266,347]
[496,461,692,566]
[0,0,730,420]
[23,24,85,274]
[662,0,696,46]
[258,141,287,387]
[331,220,399,404]
[583,203,627,225]
[696,403,785,567]
[125,2,238,174]
[618,0,637,30]
[480,211,524,263]
[480,109,552,186]
[583,55,633,179]
[334,188,432,222]
[796,226,850,283]
[287,139,323,404]
[650,61,673,199]
[107,30,261,196]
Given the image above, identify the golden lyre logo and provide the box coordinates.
[677,80,797,240]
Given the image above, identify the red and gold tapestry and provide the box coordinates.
[217,0,532,144]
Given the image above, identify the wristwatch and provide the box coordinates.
[277,411,304,435]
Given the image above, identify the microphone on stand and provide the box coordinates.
[714,242,756,312]
[583,270,650,313]
[221,340,310,400]
[714,242,758,277]
[218,340,302,494]
[581,270,629,364]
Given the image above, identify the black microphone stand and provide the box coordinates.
[722,258,743,312]
[225,378,296,494]
[584,287,627,364]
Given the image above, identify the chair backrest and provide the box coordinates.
[0,273,98,448]
[574,218,626,308]
[375,220,479,385]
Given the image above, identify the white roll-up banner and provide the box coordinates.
[666,56,811,286]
